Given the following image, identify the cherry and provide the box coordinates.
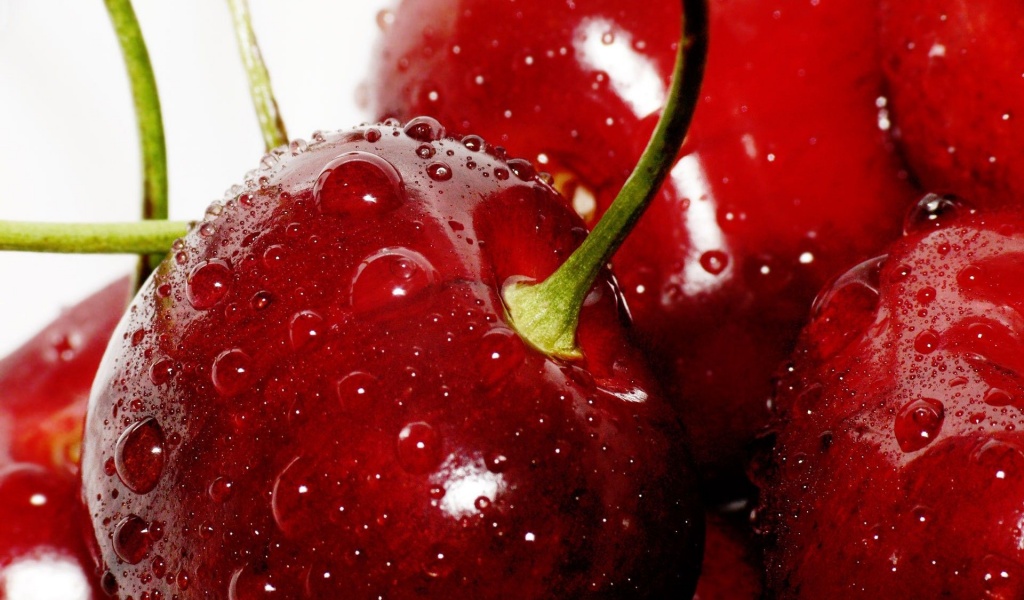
[880,0,1024,207]
[0,278,128,599]
[81,121,704,598]
[367,0,920,482]
[758,194,1024,596]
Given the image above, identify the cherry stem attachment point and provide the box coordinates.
[0,221,189,255]
[103,0,169,285]
[503,0,709,359]
[227,0,289,152]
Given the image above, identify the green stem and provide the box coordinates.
[103,0,168,284]
[227,0,289,151]
[0,221,188,254]
[503,0,709,359]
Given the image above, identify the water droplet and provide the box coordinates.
[914,329,940,354]
[289,139,307,155]
[699,250,729,275]
[903,193,972,235]
[186,259,232,310]
[416,144,436,159]
[506,159,536,181]
[486,453,509,473]
[149,358,176,386]
[462,135,484,152]
[422,543,454,579]
[985,387,1015,407]
[916,286,936,304]
[427,162,453,181]
[114,418,165,494]
[251,291,273,310]
[403,116,445,142]
[365,128,382,143]
[209,477,233,502]
[983,554,1024,598]
[212,349,252,397]
[229,563,292,599]
[112,515,151,564]
[493,167,510,181]
[336,372,379,411]
[271,457,317,538]
[289,310,324,350]
[894,398,944,452]
[396,422,442,474]
[314,151,404,218]
[477,328,527,387]
[350,248,437,312]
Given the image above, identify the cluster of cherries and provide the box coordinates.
[2,0,1023,598]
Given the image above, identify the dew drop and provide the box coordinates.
[314,151,404,218]
[422,543,454,579]
[336,372,379,411]
[903,193,972,235]
[212,349,252,397]
[982,554,1024,599]
[894,398,944,452]
[462,135,484,152]
[477,328,527,387]
[149,358,176,386]
[493,167,510,181]
[209,477,233,502]
[186,259,232,310]
[486,453,509,473]
[350,248,437,312]
[985,387,1015,407]
[112,515,151,564]
[699,250,729,275]
[251,291,273,310]
[262,244,285,269]
[289,310,324,351]
[365,128,382,143]
[403,116,445,142]
[416,144,436,159]
[506,158,536,181]
[114,417,165,494]
[913,329,940,354]
[271,457,316,538]
[427,162,453,181]
[396,422,442,474]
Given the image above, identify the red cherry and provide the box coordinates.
[367,0,920,483]
[81,122,704,598]
[0,278,128,599]
[880,0,1024,207]
[759,196,1024,596]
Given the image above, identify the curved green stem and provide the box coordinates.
[104,0,168,284]
[227,0,289,151]
[503,0,709,359]
[0,221,188,254]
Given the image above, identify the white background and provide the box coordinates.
[0,0,391,356]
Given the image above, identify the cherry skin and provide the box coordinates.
[759,195,1024,597]
[880,0,1024,207]
[0,278,128,599]
[367,0,920,483]
[81,121,704,598]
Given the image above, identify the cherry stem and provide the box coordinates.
[227,0,289,151]
[503,0,708,359]
[104,0,168,285]
[0,221,188,254]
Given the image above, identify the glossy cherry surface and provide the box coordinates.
[880,0,1024,207]
[0,278,127,599]
[82,121,703,598]
[368,0,920,481]
[761,196,1024,597]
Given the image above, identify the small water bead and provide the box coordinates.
[422,543,455,579]
[396,422,443,474]
[288,310,324,351]
[336,371,380,412]
[416,144,436,159]
[211,349,252,397]
[894,398,945,452]
[262,244,285,269]
[914,329,941,354]
[149,358,176,386]
[365,128,382,143]
[229,563,291,599]
[902,192,973,235]
[477,328,527,387]
[462,135,484,152]
[100,571,119,595]
[403,116,445,142]
[349,248,437,312]
[289,139,308,155]
[199,222,217,238]
[251,291,273,310]
[982,554,1024,598]
[186,259,232,310]
[427,162,453,181]
[114,417,165,494]
[493,167,510,180]
[112,515,151,564]
[271,457,319,537]
[984,387,1015,407]
[506,158,536,181]
[699,250,730,275]
[314,151,404,218]
[486,453,509,473]
[208,477,233,502]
